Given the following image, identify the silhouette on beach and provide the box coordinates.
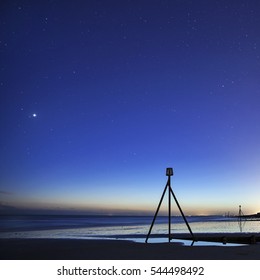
[146,168,195,244]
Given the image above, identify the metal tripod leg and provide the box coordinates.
[145,183,168,243]
[169,187,195,244]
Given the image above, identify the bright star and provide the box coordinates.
[32,113,37,118]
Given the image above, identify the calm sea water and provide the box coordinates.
[0,215,259,242]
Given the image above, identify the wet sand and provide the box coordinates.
[1,238,260,260]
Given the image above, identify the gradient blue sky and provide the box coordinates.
[1,0,260,215]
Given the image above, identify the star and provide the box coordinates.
[32,113,37,118]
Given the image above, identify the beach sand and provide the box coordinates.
[1,238,260,260]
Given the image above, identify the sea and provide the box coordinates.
[1,215,260,245]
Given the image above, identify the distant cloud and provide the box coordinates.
[0,203,19,214]
[0,203,15,209]
[0,190,13,195]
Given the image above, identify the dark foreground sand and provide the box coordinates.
[1,238,260,260]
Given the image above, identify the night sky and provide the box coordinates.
[1,0,260,215]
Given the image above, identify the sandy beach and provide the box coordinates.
[1,238,260,260]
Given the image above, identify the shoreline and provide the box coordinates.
[1,238,260,260]
[98,232,260,244]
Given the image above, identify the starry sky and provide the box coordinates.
[1,0,260,216]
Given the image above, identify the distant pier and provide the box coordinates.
[234,205,260,220]
[235,213,260,220]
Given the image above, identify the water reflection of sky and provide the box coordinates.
[1,220,259,241]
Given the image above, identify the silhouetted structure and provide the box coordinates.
[235,205,260,220]
[146,168,195,245]
[238,205,244,221]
